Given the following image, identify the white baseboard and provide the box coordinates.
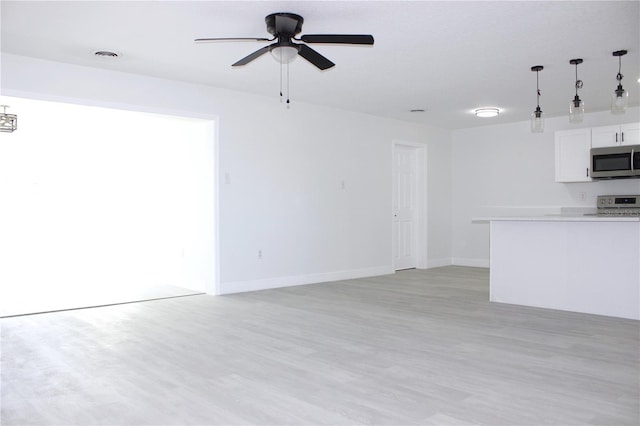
[452,258,490,268]
[218,265,395,295]
[424,258,453,268]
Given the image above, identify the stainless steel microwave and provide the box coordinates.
[590,144,640,179]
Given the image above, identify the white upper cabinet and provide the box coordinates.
[591,123,640,148]
[555,128,592,183]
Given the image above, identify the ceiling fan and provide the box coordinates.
[195,12,374,70]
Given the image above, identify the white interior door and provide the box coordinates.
[393,145,417,270]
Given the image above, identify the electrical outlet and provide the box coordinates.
[579,192,587,202]
[258,250,262,260]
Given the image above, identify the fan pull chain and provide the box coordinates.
[286,62,290,108]
[279,53,283,103]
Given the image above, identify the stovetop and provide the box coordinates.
[596,195,640,216]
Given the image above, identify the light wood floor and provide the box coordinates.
[1,266,638,425]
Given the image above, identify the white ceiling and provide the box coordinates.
[1,1,639,129]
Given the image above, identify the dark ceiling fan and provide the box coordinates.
[195,12,374,70]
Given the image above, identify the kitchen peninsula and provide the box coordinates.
[479,214,640,320]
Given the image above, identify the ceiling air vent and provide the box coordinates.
[94,51,119,58]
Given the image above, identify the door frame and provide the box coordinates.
[391,140,428,269]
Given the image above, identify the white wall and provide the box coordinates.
[1,53,452,294]
[452,108,640,267]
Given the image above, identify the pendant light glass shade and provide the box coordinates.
[611,85,628,114]
[611,50,628,115]
[531,107,544,133]
[530,65,544,133]
[569,59,584,123]
[569,97,584,123]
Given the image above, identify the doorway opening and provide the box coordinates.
[392,141,427,271]
[0,96,217,316]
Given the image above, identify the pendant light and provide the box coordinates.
[569,59,584,123]
[531,65,544,133]
[611,50,628,114]
[0,105,17,133]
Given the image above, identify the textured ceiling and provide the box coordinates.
[1,1,639,129]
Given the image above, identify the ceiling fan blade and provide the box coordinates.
[195,37,271,43]
[275,14,299,35]
[300,34,374,45]
[298,44,335,70]
[232,45,271,66]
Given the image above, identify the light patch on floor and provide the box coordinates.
[0,283,202,317]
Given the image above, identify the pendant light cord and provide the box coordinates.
[576,64,582,96]
[617,55,623,82]
[574,63,583,95]
[536,70,541,108]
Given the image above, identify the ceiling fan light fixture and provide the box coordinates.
[270,45,298,64]
[475,108,500,118]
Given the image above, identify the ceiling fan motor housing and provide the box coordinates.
[266,13,304,36]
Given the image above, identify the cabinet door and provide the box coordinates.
[591,125,620,148]
[555,128,592,182]
[620,122,640,145]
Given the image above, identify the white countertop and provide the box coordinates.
[473,214,640,223]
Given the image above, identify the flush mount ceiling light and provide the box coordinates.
[530,65,544,133]
[569,58,584,123]
[474,108,500,118]
[0,105,17,133]
[611,50,628,114]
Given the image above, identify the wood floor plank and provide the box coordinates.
[1,266,638,425]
